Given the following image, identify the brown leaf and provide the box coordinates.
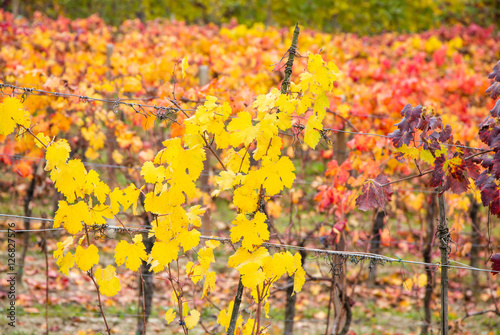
[356,175,393,211]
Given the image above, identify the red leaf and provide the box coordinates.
[491,253,500,275]
[356,175,393,211]
[486,60,500,100]
[387,104,423,148]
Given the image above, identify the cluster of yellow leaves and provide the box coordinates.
[2,97,144,299]
[185,240,220,298]
[216,248,304,333]
[176,53,336,330]
[164,304,200,330]
[4,50,338,332]
[229,248,305,296]
[218,306,267,335]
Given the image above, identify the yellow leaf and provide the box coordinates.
[75,244,99,272]
[227,111,260,147]
[217,304,231,330]
[95,265,121,297]
[443,156,462,174]
[262,251,291,278]
[228,247,269,270]
[94,181,110,204]
[141,161,166,184]
[0,97,30,136]
[253,135,282,162]
[171,291,178,305]
[230,212,270,250]
[187,205,205,228]
[110,184,141,215]
[90,204,113,225]
[50,159,87,203]
[420,149,435,164]
[242,318,256,335]
[293,266,306,294]
[415,273,427,288]
[57,252,75,276]
[121,184,141,215]
[394,144,420,160]
[223,148,250,173]
[202,271,216,297]
[53,236,74,261]
[205,240,220,249]
[403,278,414,291]
[182,302,189,317]
[252,89,279,113]
[144,190,176,215]
[240,263,265,288]
[45,139,71,171]
[297,94,312,114]
[313,93,329,119]
[217,302,243,331]
[215,170,238,191]
[304,114,323,149]
[275,93,297,117]
[177,229,201,252]
[35,132,51,148]
[114,234,148,271]
[53,200,92,234]
[149,239,179,272]
[186,261,203,284]
[164,308,176,324]
[199,247,215,271]
[260,156,296,195]
[184,309,200,329]
[84,170,100,196]
[232,183,259,213]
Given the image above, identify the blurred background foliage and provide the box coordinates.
[2,0,500,34]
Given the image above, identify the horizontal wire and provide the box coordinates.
[319,127,487,151]
[0,153,141,170]
[1,83,487,152]
[7,214,491,248]
[1,213,498,274]
[0,83,195,116]
[0,153,444,192]
[15,309,457,327]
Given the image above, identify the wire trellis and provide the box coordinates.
[1,213,498,275]
[0,83,488,152]
[0,152,446,194]
[0,83,194,119]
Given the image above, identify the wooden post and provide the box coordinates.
[281,23,301,335]
[437,189,449,335]
[421,194,436,335]
[368,211,385,285]
[198,65,212,233]
[199,65,209,87]
[469,198,480,296]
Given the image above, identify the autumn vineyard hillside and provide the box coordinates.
[1,9,500,335]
